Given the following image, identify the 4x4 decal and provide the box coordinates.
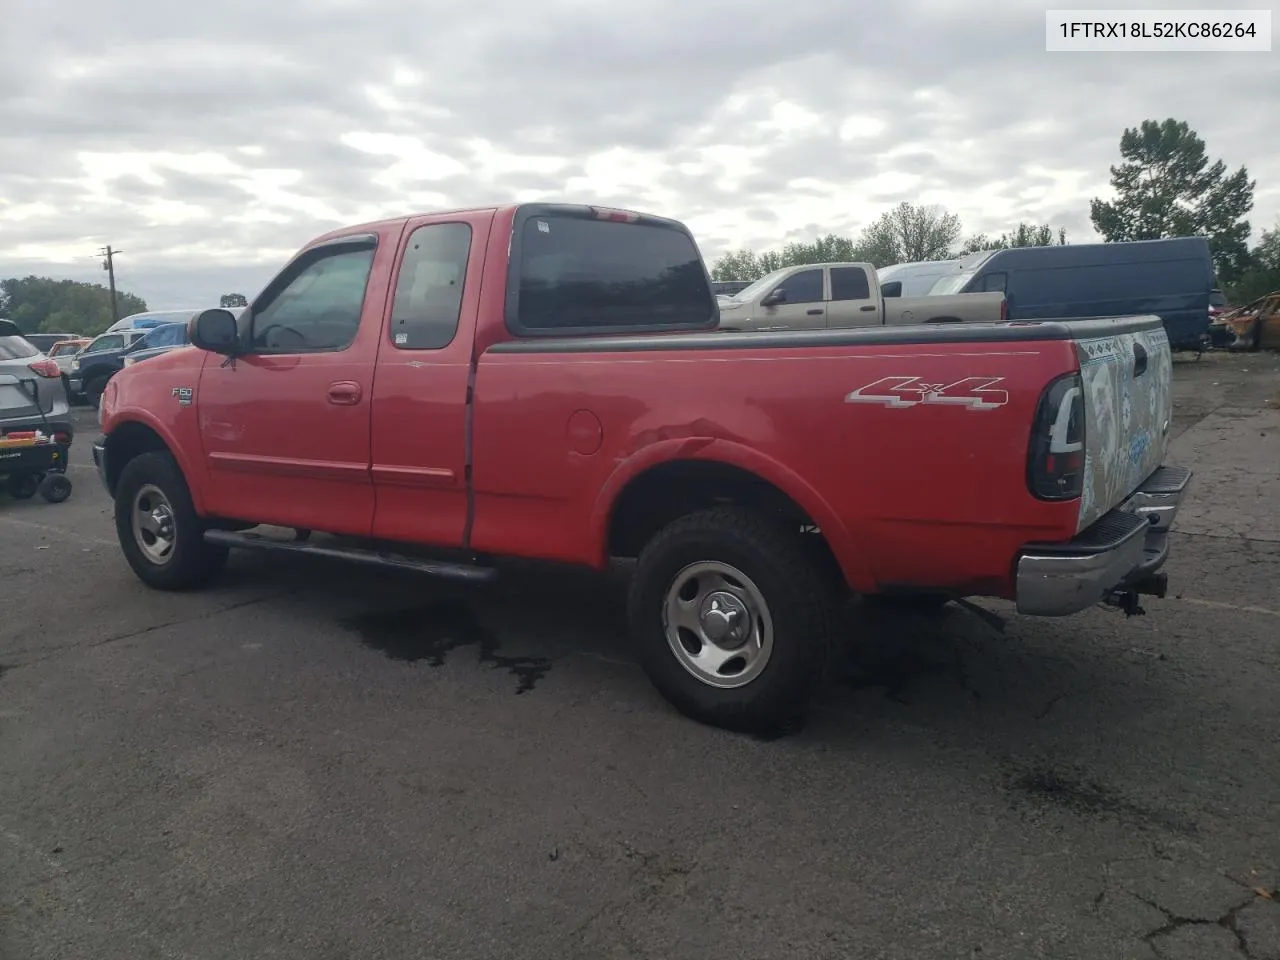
[844,376,1008,410]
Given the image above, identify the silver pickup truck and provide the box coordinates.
[716,261,1005,332]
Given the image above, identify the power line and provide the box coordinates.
[99,245,122,322]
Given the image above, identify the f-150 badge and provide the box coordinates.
[844,376,1008,410]
[172,386,193,405]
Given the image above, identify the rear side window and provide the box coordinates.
[508,211,715,335]
[389,222,472,349]
[0,335,38,360]
[830,267,870,300]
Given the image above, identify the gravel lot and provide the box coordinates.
[2,350,1279,960]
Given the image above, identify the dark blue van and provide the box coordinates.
[927,237,1213,349]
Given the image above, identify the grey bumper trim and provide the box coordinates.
[1015,465,1191,616]
[92,438,109,493]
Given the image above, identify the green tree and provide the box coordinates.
[710,234,862,281]
[1089,118,1255,284]
[220,293,248,308]
[1229,223,1280,304]
[958,223,1068,254]
[857,202,962,265]
[775,233,862,266]
[0,276,147,336]
[710,249,767,281]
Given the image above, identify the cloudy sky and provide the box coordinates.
[1,0,1276,309]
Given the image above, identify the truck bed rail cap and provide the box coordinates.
[488,314,1167,355]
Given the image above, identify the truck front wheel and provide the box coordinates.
[627,506,843,735]
[85,375,111,409]
[114,451,229,590]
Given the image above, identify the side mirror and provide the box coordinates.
[190,309,240,355]
[761,288,786,307]
[880,280,903,298]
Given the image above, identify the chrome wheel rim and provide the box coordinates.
[131,483,177,565]
[662,560,774,689]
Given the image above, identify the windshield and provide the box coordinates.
[928,271,976,295]
[729,268,791,303]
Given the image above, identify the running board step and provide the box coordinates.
[203,529,497,582]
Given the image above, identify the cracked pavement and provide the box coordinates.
[2,350,1279,959]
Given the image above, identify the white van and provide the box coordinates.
[105,309,202,334]
[876,260,960,297]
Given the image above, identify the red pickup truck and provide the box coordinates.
[94,203,1190,733]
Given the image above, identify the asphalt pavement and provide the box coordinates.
[2,350,1279,960]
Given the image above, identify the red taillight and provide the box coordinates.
[1027,372,1085,500]
[590,206,640,222]
[53,432,71,444]
[28,358,61,378]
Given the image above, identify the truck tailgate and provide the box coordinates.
[1074,318,1173,531]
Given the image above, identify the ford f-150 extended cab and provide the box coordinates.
[716,261,1005,332]
[93,202,1189,734]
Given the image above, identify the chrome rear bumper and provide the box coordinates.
[1016,466,1191,616]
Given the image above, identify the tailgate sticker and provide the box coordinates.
[844,376,1009,410]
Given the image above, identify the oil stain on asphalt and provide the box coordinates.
[1006,764,1198,835]
[340,600,553,694]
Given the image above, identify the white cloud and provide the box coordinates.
[0,0,1276,308]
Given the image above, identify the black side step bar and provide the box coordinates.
[203,529,497,583]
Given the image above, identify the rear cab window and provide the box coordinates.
[505,205,717,336]
[0,335,39,360]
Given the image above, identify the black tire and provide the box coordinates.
[38,473,72,503]
[627,506,844,735]
[6,474,39,500]
[1247,319,1262,353]
[85,375,110,409]
[114,451,229,590]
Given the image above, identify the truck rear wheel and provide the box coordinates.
[627,506,842,735]
[114,451,229,590]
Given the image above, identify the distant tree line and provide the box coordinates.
[712,117,1274,305]
[0,279,258,338]
[711,204,1070,283]
[0,276,147,336]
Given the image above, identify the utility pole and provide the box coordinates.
[100,245,121,322]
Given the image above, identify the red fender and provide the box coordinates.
[589,436,876,591]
